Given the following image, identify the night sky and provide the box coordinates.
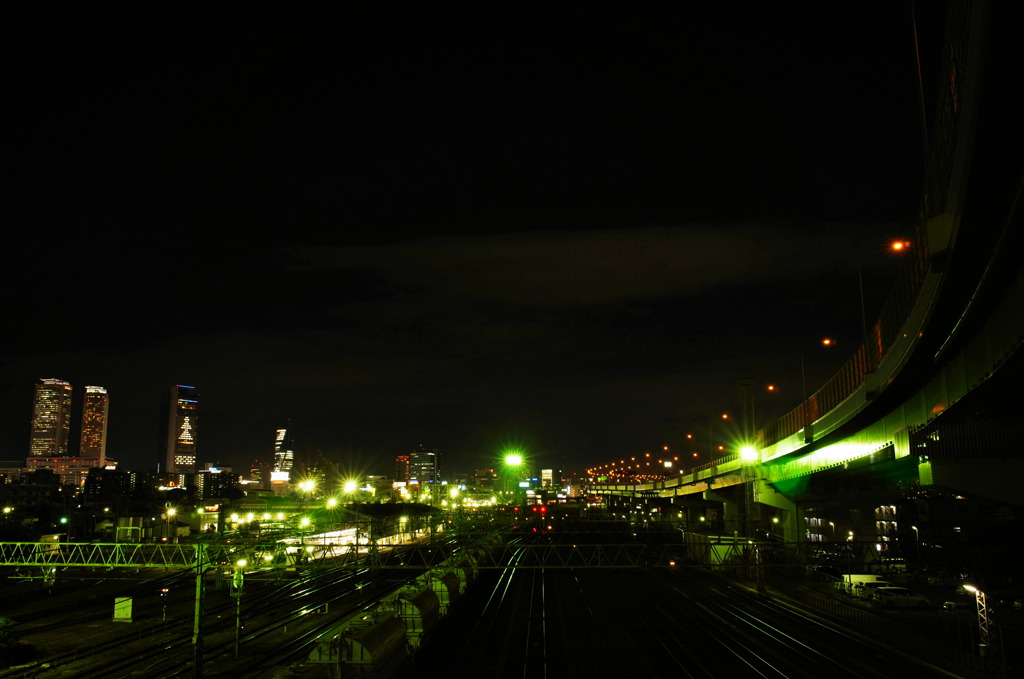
[2,5,948,477]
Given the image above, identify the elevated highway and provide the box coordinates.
[592,0,1023,540]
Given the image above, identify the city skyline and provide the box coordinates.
[10,378,476,481]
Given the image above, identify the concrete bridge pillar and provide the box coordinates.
[700,481,806,542]
[704,486,742,535]
[755,479,806,543]
[666,494,716,531]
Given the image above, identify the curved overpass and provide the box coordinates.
[592,0,1023,539]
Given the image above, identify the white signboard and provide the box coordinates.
[113,597,133,623]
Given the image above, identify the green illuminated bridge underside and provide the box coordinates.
[597,264,1022,502]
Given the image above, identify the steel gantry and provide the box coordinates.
[1,540,236,571]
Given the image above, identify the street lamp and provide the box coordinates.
[962,584,991,657]
[858,239,912,340]
[165,506,176,542]
[739,380,780,447]
[799,338,835,437]
[502,452,524,503]
[800,338,835,403]
[298,479,316,510]
[739,445,760,541]
[695,413,729,460]
[232,558,246,659]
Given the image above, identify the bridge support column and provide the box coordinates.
[756,479,805,543]
[667,494,716,531]
[704,487,742,536]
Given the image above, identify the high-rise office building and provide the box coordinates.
[80,385,109,464]
[273,427,294,474]
[30,378,73,457]
[394,455,410,484]
[270,427,294,493]
[409,446,439,486]
[163,385,199,476]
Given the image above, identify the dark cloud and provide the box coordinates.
[2,4,938,474]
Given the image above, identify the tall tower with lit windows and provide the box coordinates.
[394,455,410,484]
[268,426,295,494]
[163,385,199,476]
[80,385,109,464]
[409,445,439,486]
[273,427,294,475]
[29,378,73,457]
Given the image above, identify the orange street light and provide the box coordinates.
[801,337,836,403]
[859,240,912,339]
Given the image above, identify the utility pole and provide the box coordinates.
[192,544,208,679]
[232,560,245,659]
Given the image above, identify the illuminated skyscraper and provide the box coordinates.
[394,455,410,484]
[163,385,199,476]
[273,427,294,474]
[80,385,109,464]
[30,378,73,457]
[409,446,439,486]
[270,427,294,493]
